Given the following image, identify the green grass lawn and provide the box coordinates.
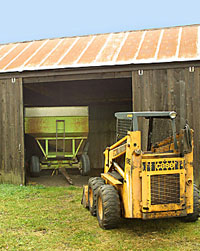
[0,184,199,251]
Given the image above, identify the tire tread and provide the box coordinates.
[88,177,104,216]
[182,184,200,222]
[97,184,120,229]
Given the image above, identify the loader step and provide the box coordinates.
[101,173,122,185]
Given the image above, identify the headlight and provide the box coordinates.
[169,111,177,119]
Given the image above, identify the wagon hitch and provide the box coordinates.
[59,167,73,185]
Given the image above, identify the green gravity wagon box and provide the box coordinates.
[25,106,90,182]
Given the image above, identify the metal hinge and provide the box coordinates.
[11,78,16,83]
[138,70,143,76]
[189,66,195,73]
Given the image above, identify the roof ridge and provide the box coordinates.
[0,23,199,73]
[0,23,199,46]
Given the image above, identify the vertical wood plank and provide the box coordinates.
[132,71,136,112]
[179,80,186,129]
[0,78,25,185]
[132,67,200,185]
[193,68,200,183]
[18,78,25,184]
[1,80,6,174]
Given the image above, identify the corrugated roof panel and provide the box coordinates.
[0,42,30,69]
[40,38,75,66]
[116,31,144,62]
[179,26,198,58]
[24,39,61,68]
[157,27,180,60]
[4,40,46,70]
[0,43,16,59]
[77,34,108,64]
[137,29,161,60]
[0,24,200,73]
[58,36,93,65]
[95,32,127,63]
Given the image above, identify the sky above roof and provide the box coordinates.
[0,0,200,44]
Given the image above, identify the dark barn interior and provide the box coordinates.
[23,78,132,172]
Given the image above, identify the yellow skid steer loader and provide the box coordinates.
[82,111,200,229]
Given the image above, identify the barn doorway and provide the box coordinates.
[23,78,132,185]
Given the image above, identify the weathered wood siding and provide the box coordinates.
[132,68,200,185]
[0,78,25,185]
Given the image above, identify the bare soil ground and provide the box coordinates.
[26,168,102,187]
[28,173,89,187]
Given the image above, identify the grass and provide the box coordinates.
[0,184,199,251]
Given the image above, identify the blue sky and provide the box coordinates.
[0,0,200,44]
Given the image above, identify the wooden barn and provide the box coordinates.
[0,24,199,185]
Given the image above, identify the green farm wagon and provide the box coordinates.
[25,106,90,183]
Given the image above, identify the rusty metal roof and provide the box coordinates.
[0,25,199,73]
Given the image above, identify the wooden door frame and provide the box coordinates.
[0,78,25,185]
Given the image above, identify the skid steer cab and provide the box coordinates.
[82,111,200,229]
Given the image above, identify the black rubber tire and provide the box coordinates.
[80,154,90,176]
[30,156,40,177]
[97,184,121,229]
[181,184,200,222]
[88,177,105,216]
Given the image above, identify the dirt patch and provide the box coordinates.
[26,168,102,187]
[27,174,89,187]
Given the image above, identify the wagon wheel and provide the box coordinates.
[30,156,40,177]
[80,153,90,176]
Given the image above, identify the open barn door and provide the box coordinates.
[0,78,25,185]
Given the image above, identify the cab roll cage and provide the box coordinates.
[115,111,178,151]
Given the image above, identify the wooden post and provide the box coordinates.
[0,78,25,185]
